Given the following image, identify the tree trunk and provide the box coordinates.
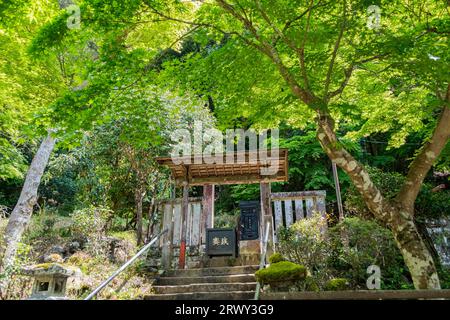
[388,207,441,289]
[315,110,441,289]
[0,133,56,275]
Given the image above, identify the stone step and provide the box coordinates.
[153,282,257,294]
[163,265,259,277]
[157,274,256,286]
[144,290,256,300]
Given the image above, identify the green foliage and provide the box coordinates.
[268,253,285,264]
[277,213,329,272]
[325,278,350,291]
[345,167,450,220]
[255,261,307,285]
[71,206,112,256]
[329,217,412,290]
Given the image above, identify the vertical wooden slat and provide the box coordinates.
[284,200,293,227]
[201,185,214,244]
[161,203,173,269]
[186,203,193,246]
[274,200,283,230]
[294,199,304,221]
[305,197,314,217]
[316,196,326,217]
[191,203,201,246]
[179,182,189,269]
[173,204,182,245]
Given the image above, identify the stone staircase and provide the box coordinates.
[144,265,258,300]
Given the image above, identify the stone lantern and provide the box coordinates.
[21,263,79,300]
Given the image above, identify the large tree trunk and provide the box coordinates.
[0,133,56,276]
[315,110,441,289]
[388,207,440,289]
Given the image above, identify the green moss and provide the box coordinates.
[255,261,307,284]
[34,263,61,270]
[268,253,285,264]
[325,278,349,291]
[304,276,320,292]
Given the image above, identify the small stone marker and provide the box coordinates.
[21,263,79,300]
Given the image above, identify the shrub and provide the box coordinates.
[325,278,350,291]
[71,206,112,256]
[328,217,412,289]
[269,253,285,264]
[277,212,329,272]
[255,261,307,284]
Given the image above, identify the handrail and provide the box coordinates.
[84,228,168,300]
[254,222,270,300]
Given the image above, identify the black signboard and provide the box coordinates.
[206,228,237,257]
[239,201,260,240]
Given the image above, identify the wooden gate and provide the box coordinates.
[271,191,327,241]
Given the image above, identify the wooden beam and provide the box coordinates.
[270,191,326,200]
[182,174,286,186]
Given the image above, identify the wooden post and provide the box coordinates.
[332,162,344,221]
[260,182,274,256]
[201,184,215,244]
[179,181,189,269]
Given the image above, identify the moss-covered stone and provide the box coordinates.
[268,253,285,264]
[255,261,307,284]
[325,278,350,291]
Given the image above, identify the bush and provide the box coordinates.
[255,261,307,285]
[325,278,350,291]
[277,213,329,272]
[71,206,112,256]
[328,217,412,289]
[269,253,285,264]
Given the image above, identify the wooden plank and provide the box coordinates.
[305,197,314,218]
[186,202,193,246]
[260,289,450,300]
[316,196,326,216]
[191,203,201,246]
[155,197,202,205]
[284,200,293,227]
[294,199,304,221]
[179,182,189,269]
[173,204,182,245]
[274,200,283,230]
[187,174,286,186]
[270,190,326,201]
[161,203,173,269]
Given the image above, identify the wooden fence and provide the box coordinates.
[271,191,327,234]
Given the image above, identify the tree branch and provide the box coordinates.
[215,0,315,104]
[323,0,346,100]
[396,85,450,212]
